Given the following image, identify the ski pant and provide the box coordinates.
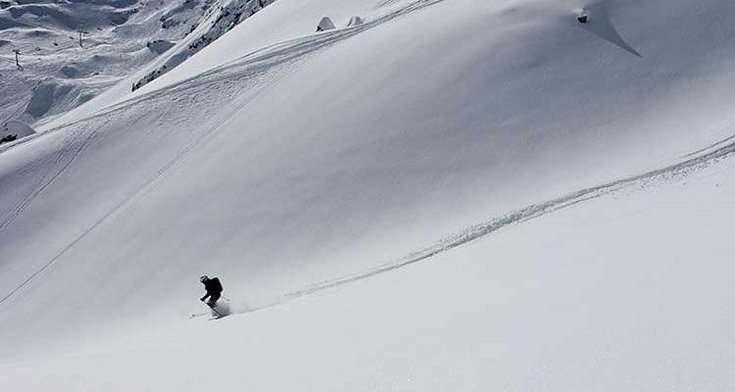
[207,292,221,306]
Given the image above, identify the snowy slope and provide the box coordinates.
[1,0,735,389]
[3,156,735,391]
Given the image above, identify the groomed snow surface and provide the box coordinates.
[2,0,735,390]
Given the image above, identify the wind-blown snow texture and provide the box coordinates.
[0,0,209,125]
[0,0,271,127]
[1,0,735,390]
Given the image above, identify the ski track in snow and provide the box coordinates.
[0,0,451,307]
[0,126,100,237]
[263,132,735,311]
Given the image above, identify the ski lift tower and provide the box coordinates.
[12,48,21,70]
[78,30,89,47]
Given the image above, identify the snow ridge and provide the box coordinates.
[131,0,276,92]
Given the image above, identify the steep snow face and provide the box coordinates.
[131,0,279,92]
[1,0,735,388]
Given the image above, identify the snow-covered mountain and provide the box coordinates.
[0,0,203,125]
[1,0,735,390]
[0,0,276,127]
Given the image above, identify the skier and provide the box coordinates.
[199,275,223,308]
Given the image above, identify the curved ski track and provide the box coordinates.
[268,132,735,309]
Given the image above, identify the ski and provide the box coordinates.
[206,302,222,318]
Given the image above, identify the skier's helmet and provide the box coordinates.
[200,275,209,283]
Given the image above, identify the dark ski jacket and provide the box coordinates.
[203,277,223,295]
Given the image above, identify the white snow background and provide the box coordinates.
[1,0,735,390]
